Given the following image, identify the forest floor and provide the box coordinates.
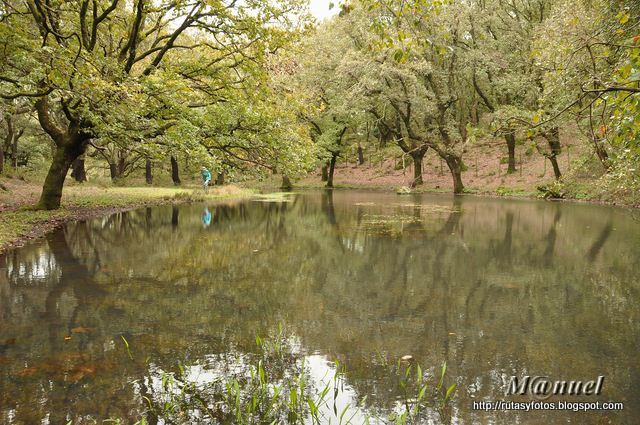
[300,135,587,196]
[0,178,253,254]
[296,133,636,206]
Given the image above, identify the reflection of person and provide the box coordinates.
[201,167,212,192]
[202,207,212,228]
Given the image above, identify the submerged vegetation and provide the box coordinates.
[105,328,456,425]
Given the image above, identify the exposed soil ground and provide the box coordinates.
[300,136,588,195]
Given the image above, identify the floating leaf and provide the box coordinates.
[71,326,94,334]
[15,367,39,378]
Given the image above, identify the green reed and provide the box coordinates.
[111,327,456,424]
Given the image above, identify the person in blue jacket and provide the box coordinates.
[202,206,212,227]
[201,167,212,192]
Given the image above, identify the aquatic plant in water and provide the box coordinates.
[103,326,456,424]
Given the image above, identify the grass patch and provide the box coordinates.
[0,209,69,248]
[0,183,255,252]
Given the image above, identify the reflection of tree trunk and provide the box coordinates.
[587,222,613,262]
[171,206,179,229]
[170,156,181,185]
[44,229,104,348]
[145,207,152,234]
[437,197,463,236]
[327,153,338,188]
[321,190,336,225]
[505,131,516,174]
[499,211,514,266]
[543,209,561,266]
[145,160,153,185]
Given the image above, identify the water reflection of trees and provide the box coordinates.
[0,193,639,423]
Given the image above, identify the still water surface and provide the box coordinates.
[1,191,639,424]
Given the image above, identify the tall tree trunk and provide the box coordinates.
[0,147,4,175]
[170,156,181,185]
[549,156,562,180]
[410,149,427,187]
[543,127,562,179]
[357,143,365,165]
[37,145,79,210]
[4,115,14,171]
[505,131,516,174]
[321,162,329,182]
[35,96,92,210]
[11,136,18,169]
[444,154,464,194]
[281,175,292,190]
[327,153,338,188]
[117,156,126,178]
[145,160,153,185]
[71,157,87,182]
[215,172,225,185]
[109,162,119,181]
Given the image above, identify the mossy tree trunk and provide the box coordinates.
[321,162,329,182]
[145,160,153,184]
[444,154,464,194]
[327,153,338,188]
[543,127,562,180]
[2,114,25,174]
[109,162,119,180]
[216,171,225,185]
[170,156,181,185]
[71,156,87,182]
[35,97,92,210]
[408,146,428,188]
[281,175,292,190]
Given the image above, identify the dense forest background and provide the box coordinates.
[1,0,639,207]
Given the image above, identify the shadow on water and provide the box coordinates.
[0,191,639,423]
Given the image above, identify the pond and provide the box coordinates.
[0,190,638,424]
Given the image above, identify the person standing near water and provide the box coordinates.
[201,167,212,192]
